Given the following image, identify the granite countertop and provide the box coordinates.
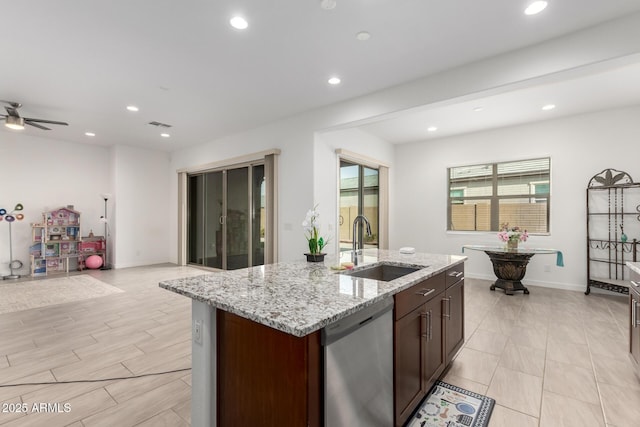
[627,262,640,275]
[160,249,466,337]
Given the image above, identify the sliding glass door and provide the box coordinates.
[339,161,379,253]
[187,164,265,270]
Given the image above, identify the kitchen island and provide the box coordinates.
[627,262,640,378]
[160,249,466,427]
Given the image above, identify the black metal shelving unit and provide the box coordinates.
[586,168,640,295]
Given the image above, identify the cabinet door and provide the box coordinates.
[424,295,444,389]
[394,306,426,427]
[217,311,321,427]
[445,279,464,364]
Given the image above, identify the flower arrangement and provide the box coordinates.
[498,223,528,245]
[302,205,329,254]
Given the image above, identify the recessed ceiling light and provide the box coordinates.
[525,1,548,15]
[126,105,139,112]
[473,106,484,112]
[85,132,96,137]
[427,126,438,132]
[160,133,171,138]
[320,0,337,10]
[542,104,556,111]
[356,31,371,41]
[230,16,248,30]
[328,77,341,85]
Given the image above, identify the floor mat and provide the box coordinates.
[0,274,123,314]
[405,381,495,427]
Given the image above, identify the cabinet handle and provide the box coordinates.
[420,313,428,339]
[443,298,450,319]
[635,299,640,328]
[416,288,435,297]
[448,271,463,278]
[632,281,640,288]
[428,310,433,341]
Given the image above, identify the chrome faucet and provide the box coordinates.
[352,215,372,265]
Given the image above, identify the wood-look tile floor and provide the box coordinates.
[1,267,638,426]
[0,264,203,427]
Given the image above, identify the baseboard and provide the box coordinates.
[465,273,587,293]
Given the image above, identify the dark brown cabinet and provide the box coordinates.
[393,263,465,427]
[394,303,429,423]
[424,295,445,386]
[630,270,640,377]
[217,310,322,427]
[444,270,465,365]
[394,293,445,426]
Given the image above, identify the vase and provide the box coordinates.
[305,253,326,262]
[507,239,518,250]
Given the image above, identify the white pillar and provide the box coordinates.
[191,300,216,427]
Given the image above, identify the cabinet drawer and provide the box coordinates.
[395,273,445,320]
[445,264,464,288]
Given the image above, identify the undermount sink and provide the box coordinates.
[340,263,422,282]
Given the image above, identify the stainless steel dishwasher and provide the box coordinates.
[322,297,394,427]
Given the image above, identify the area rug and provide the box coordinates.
[0,275,124,314]
[405,381,495,427]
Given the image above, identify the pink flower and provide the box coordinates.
[497,223,528,243]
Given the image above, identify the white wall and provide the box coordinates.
[112,145,171,268]
[313,128,395,256]
[393,106,640,291]
[169,114,319,263]
[0,133,109,276]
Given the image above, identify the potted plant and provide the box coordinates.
[302,205,329,262]
[498,223,528,250]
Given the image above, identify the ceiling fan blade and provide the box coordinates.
[25,121,51,130]
[0,100,21,108]
[24,118,69,126]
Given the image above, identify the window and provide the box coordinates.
[448,158,550,233]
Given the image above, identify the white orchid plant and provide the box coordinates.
[302,205,329,254]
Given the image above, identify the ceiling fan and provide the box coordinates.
[0,101,69,130]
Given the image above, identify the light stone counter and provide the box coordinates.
[161,249,466,426]
[627,261,640,275]
[160,249,466,337]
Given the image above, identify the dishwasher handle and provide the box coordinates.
[322,297,394,346]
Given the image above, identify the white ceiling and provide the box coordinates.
[358,59,640,143]
[2,0,640,151]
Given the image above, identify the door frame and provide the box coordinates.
[177,149,279,268]
[335,149,389,250]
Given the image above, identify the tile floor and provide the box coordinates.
[0,265,638,426]
[445,278,640,427]
[0,265,200,427]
